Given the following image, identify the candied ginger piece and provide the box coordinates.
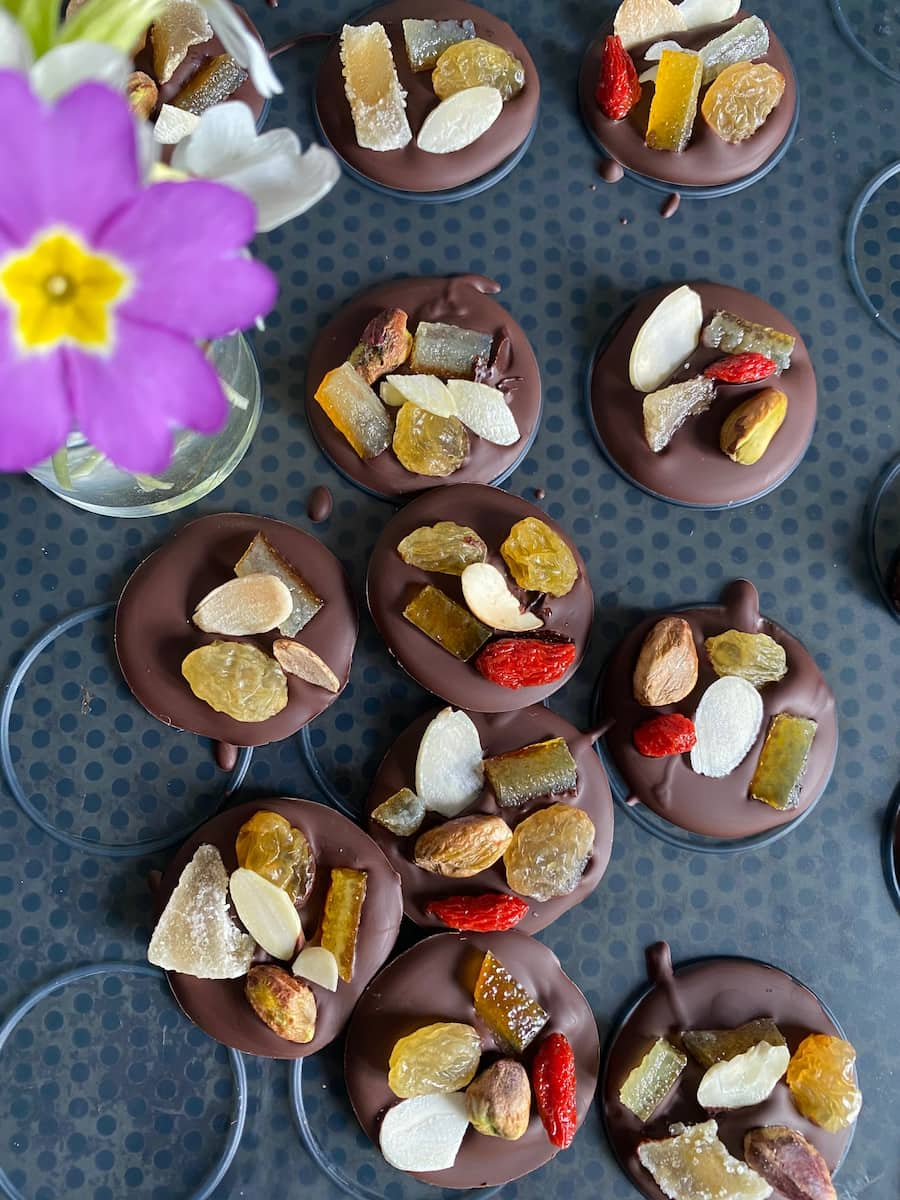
[504,804,595,901]
[704,630,787,687]
[371,787,426,836]
[645,48,702,153]
[483,737,578,808]
[380,374,457,416]
[700,14,769,84]
[690,676,763,778]
[418,86,504,155]
[446,380,520,446]
[683,1018,786,1068]
[702,310,795,373]
[171,54,247,115]
[474,951,549,1054]
[403,584,491,660]
[151,0,211,84]
[148,844,255,978]
[314,361,392,460]
[638,1120,772,1200]
[403,17,476,71]
[393,403,469,477]
[410,321,494,379]
[702,61,785,145]
[340,23,412,152]
[614,0,686,51]
[389,1022,482,1097]
[500,516,579,597]
[432,38,525,101]
[181,642,287,723]
[235,532,323,636]
[750,713,817,810]
[620,1038,687,1121]
[643,375,715,452]
[319,867,367,983]
[786,1035,862,1133]
[396,522,488,575]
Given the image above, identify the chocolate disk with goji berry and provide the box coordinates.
[366,704,614,933]
[588,281,817,508]
[366,483,593,711]
[344,931,599,1188]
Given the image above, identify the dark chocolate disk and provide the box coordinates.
[579,14,797,192]
[883,781,900,916]
[316,0,539,195]
[589,282,816,508]
[602,942,856,1200]
[599,580,837,841]
[116,513,357,747]
[345,931,599,1188]
[366,705,614,932]
[306,275,541,499]
[367,483,594,712]
[154,798,403,1058]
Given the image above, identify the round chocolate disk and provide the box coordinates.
[579,14,797,194]
[589,281,816,508]
[602,942,856,1200]
[116,513,357,747]
[154,798,403,1058]
[599,579,837,843]
[306,275,541,500]
[367,483,594,712]
[366,704,614,932]
[316,0,540,197]
[345,931,599,1188]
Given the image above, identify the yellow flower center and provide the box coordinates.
[0,231,130,355]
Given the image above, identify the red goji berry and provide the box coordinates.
[703,352,776,384]
[425,893,530,931]
[475,634,576,689]
[532,1032,578,1149]
[595,35,641,121]
[634,713,697,758]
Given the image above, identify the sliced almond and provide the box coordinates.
[192,574,293,636]
[153,103,201,144]
[677,0,739,29]
[417,85,503,154]
[272,638,341,693]
[614,0,687,50]
[461,562,543,632]
[292,946,339,992]
[229,868,303,961]
[445,380,521,446]
[379,1093,469,1172]
[380,374,457,416]
[629,284,703,393]
[697,1041,790,1110]
[690,676,763,778]
[415,707,484,818]
[644,38,687,60]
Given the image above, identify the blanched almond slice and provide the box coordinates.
[461,562,543,632]
[614,0,687,49]
[192,574,293,636]
[292,946,339,992]
[629,284,703,393]
[644,38,687,60]
[379,1093,469,1172]
[690,676,763,778]
[677,0,739,29]
[229,868,303,961]
[697,1041,790,1110]
[415,707,484,818]
[380,374,457,416]
[417,86,503,154]
[445,380,521,446]
[272,639,341,692]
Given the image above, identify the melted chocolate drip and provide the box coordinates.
[306,485,333,523]
[214,741,239,771]
[660,191,680,219]
[599,158,625,183]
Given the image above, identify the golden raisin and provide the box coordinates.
[236,811,315,904]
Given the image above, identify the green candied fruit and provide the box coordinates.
[371,787,426,837]
[408,321,493,380]
[393,404,469,478]
[403,584,491,661]
[483,737,578,808]
[402,17,475,71]
[700,15,770,85]
[749,714,817,810]
[171,53,248,115]
[683,1018,786,1069]
[705,630,788,688]
[619,1038,687,1122]
[396,522,488,576]
[702,310,795,374]
[500,517,579,597]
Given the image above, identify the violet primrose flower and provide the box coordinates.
[0,71,277,474]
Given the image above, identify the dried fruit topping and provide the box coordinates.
[371,787,426,836]
[414,814,512,878]
[634,713,697,757]
[677,0,739,30]
[697,1040,790,1110]
[705,629,788,687]
[403,17,476,71]
[475,634,577,689]
[474,951,549,1054]
[148,845,255,979]
[643,375,716,452]
[613,0,686,50]
[633,616,699,707]
[236,811,315,905]
[272,639,341,693]
[483,737,578,807]
[340,22,412,152]
[786,1035,862,1132]
[425,893,530,931]
[532,1032,578,1149]
[245,964,316,1043]
[388,1021,482,1097]
[379,1093,469,1173]
[704,352,776,384]
[192,573,293,636]
[596,35,641,121]
[629,284,703,393]
[415,707,485,818]
[743,1126,837,1200]
[409,321,493,380]
[461,562,544,632]
[750,713,817,810]
[504,804,595,901]
[381,373,456,416]
[418,87,504,155]
[501,516,579,597]
[397,521,488,575]
[404,584,492,661]
[171,53,247,115]
[292,946,339,993]
[153,103,200,145]
[235,532,323,637]
[181,642,288,723]
[702,61,786,144]
[349,308,413,384]
[690,676,763,778]
[466,1059,531,1140]
[619,1038,688,1121]
[319,867,367,983]
[446,380,521,446]
[432,38,525,101]
[699,14,770,84]
[393,403,469,476]
[229,867,304,961]
[151,0,211,84]
[638,1120,771,1200]
[720,387,788,466]
[314,361,392,460]
[646,49,702,153]
[126,71,158,120]
[683,1018,786,1068]
[702,310,795,374]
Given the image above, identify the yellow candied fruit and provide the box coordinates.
[432,37,525,101]
[646,49,702,153]
[319,867,367,983]
[473,951,548,1054]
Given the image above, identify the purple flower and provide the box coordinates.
[0,72,277,473]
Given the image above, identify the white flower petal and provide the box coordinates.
[200,0,282,96]
[30,41,131,101]
[171,101,258,175]
[0,10,33,71]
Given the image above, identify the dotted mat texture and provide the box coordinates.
[0,1,899,1198]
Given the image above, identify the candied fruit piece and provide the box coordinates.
[446,380,520,446]
[388,1021,482,1098]
[638,1120,771,1200]
[393,403,469,477]
[645,49,702,153]
[381,374,456,416]
[397,522,488,575]
[171,54,247,115]
[750,713,817,810]
[504,803,595,901]
[786,1035,862,1132]
[696,1041,790,1110]
[340,23,412,152]
[500,517,579,597]
[683,1018,786,1068]
[705,629,788,687]
[432,37,525,101]
[702,61,785,145]
[235,533,324,638]
[151,0,211,84]
[236,811,315,905]
[474,951,549,1054]
[690,676,763,778]
[619,1038,687,1121]
[702,310,795,373]
[699,14,770,84]
[643,375,715,452]
[314,362,391,460]
[614,0,686,50]
[349,308,412,384]
[418,86,504,154]
[403,584,491,660]
[319,867,367,983]
[182,642,287,723]
[409,321,494,380]
[403,17,475,71]
[371,787,426,836]
[484,737,578,808]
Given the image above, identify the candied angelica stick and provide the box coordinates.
[645,49,702,153]
[340,23,412,152]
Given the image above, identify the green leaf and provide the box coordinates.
[57,0,165,53]
[7,0,58,56]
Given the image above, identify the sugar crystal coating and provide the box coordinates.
[619,1038,687,1121]
[637,1120,772,1200]
[340,22,412,151]
[320,867,367,983]
[699,14,770,84]
[474,951,549,1054]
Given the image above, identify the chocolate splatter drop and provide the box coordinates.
[598,158,624,183]
[533,487,545,500]
[307,485,334,523]
[660,191,681,219]
[214,741,239,771]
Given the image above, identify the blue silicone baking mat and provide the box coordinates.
[0,0,898,1197]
